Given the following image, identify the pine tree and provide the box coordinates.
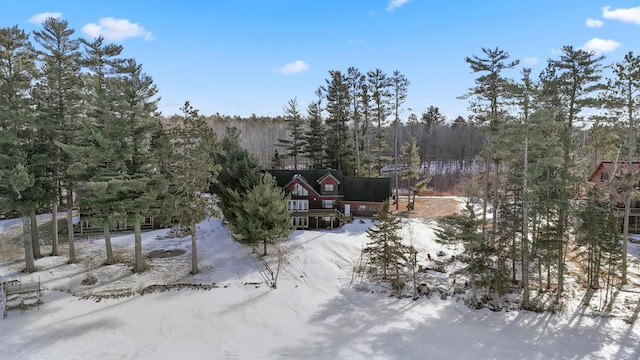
[462,47,519,245]
[400,138,421,210]
[114,58,164,273]
[513,67,537,309]
[277,98,306,170]
[323,70,354,173]
[548,45,605,299]
[231,172,292,256]
[435,200,496,309]
[211,127,262,225]
[576,186,622,293]
[420,106,446,165]
[347,67,365,175]
[271,149,283,169]
[364,202,408,295]
[76,35,124,264]
[367,69,392,175]
[390,70,410,210]
[32,17,83,263]
[303,88,326,169]
[0,25,49,270]
[602,51,640,285]
[163,101,220,274]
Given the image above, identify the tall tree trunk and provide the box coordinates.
[491,160,499,247]
[394,119,399,211]
[482,160,489,238]
[355,119,360,176]
[22,215,35,273]
[51,201,59,256]
[263,239,268,257]
[522,132,530,309]
[134,219,144,273]
[67,190,76,263]
[30,208,41,258]
[622,108,634,284]
[103,225,115,265]
[191,223,199,275]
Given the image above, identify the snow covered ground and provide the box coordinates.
[1,198,640,359]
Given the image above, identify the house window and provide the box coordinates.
[291,183,308,196]
[324,183,334,192]
[358,205,366,211]
[368,205,378,212]
[289,200,309,212]
[291,217,309,228]
[322,200,335,209]
[600,172,609,181]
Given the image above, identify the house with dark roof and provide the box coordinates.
[265,170,392,229]
[587,160,640,232]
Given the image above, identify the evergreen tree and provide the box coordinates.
[163,101,220,274]
[420,105,446,164]
[367,69,392,175]
[211,127,262,225]
[231,172,292,256]
[76,35,124,264]
[400,138,421,210]
[303,88,326,169]
[0,25,43,270]
[359,81,373,175]
[323,70,354,173]
[577,187,622,292]
[32,17,83,263]
[270,149,283,169]
[462,47,519,245]
[390,70,410,210]
[548,45,605,299]
[347,67,365,175]
[115,58,164,273]
[364,201,408,295]
[435,200,498,309]
[602,51,640,285]
[277,98,306,170]
[513,67,537,309]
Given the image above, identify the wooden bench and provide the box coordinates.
[2,279,42,318]
[5,281,41,296]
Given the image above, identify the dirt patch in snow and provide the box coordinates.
[393,196,462,219]
[147,249,186,258]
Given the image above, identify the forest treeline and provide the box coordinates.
[172,109,484,192]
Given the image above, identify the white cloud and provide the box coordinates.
[582,38,621,53]
[523,57,538,65]
[387,0,410,11]
[276,60,309,74]
[602,6,640,25]
[81,17,154,41]
[585,18,604,28]
[28,12,62,24]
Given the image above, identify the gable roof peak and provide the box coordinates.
[317,171,341,184]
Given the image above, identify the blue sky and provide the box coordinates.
[3,1,640,121]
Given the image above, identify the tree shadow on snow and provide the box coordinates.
[278,288,640,359]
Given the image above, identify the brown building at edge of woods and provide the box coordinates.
[587,160,640,232]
